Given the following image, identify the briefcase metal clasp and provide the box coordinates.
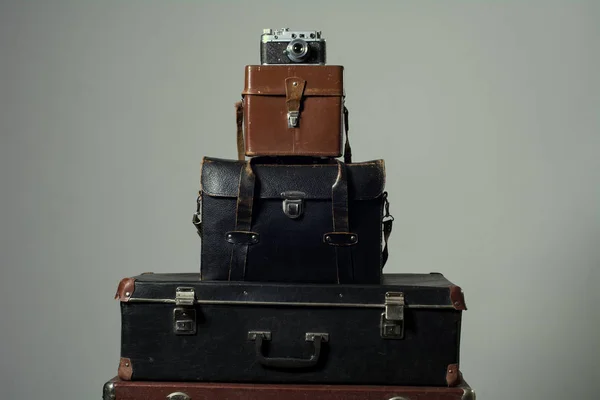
[380,292,405,339]
[281,191,306,219]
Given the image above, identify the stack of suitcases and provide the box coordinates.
[103,28,476,400]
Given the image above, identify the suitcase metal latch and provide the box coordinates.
[281,191,305,219]
[287,111,300,128]
[173,287,196,335]
[380,292,404,339]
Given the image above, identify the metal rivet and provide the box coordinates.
[350,235,356,241]
[243,291,248,295]
[227,234,232,238]
[448,369,453,373]
[293,82,298,86]
[252,235,257,240]
[454,301,460,306]
[325,236,331,242]
[125,363,130,367]
[339,293,343,298]
[125,292,130,297]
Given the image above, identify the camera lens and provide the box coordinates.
[286,39,309,62]
[292,43,303,54]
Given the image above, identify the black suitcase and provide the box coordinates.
[115,272,466,386]
[193,157,392,284]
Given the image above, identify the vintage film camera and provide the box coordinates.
[260,28,326,64]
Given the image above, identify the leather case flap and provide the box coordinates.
[242,65,344,96]
[200,157,385,200]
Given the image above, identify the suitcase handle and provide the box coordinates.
[248,331,328,369]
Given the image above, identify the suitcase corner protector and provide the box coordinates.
[102,380,116,400]
[115,277,135,302]
[462,386,476,400]
[446,363,460,387]
[118,357,133,381]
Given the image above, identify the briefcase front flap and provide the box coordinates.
[242,65,344,97]
[200,157,384,200]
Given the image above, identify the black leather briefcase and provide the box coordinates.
[193,157,392,284]
[115,272,467,386]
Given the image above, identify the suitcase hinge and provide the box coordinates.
[173,287,196,335]
[381,292,405,339]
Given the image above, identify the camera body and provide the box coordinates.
[260,28,326,65]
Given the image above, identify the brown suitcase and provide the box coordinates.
[103,376,476,400]
[239,65,347,158]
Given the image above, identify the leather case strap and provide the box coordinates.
[343,106,352,164]
[235,101,244,161]
[228,161,257,280]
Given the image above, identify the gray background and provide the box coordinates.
[1,1,599,399]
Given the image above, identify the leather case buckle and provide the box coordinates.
[285,77,306,128]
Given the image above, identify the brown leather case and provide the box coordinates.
[241,65,345,158]
[103,376,475,400]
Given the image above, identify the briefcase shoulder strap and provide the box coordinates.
[227,160,257,280]
[325,160,358,282]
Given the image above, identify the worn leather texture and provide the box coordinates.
[118,273,464,386]
[106,376,474,400]
[198,157,386,283]
[242,65,344,157]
